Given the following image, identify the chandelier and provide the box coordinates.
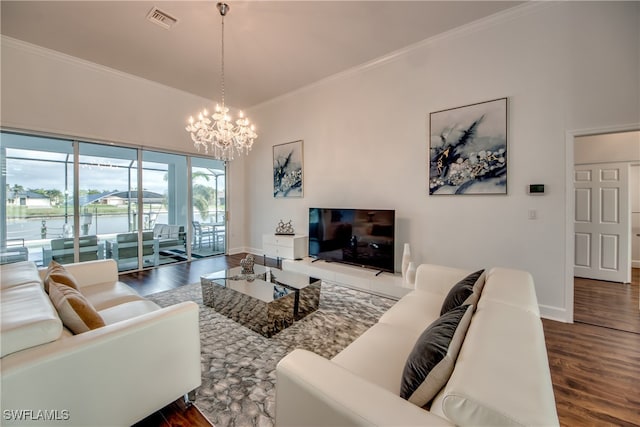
[186,2,257,161]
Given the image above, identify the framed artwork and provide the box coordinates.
[273,140,304,198]
[428,97,507,195]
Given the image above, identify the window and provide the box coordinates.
[1,130,227,270]
[1,132,75,266]
[143,150,188,266]
[191,157,226,257]
[79,143,141,271]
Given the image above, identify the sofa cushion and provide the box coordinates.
[153,224,166,238]
[436,300,558,426]
[166,225,181,239]
[378,290,444,336]
[48,281,106,334]
[80,281,145,311]
[332,323,420,394]
[98,300,160,325]
[400,304,473,407]
[0,260,41,289]
[480,268,539,315]
[440,270,484,315]
[44,260,80,293]
[0,282,63,357]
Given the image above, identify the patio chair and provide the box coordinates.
[106,231,159,269]
[43,235,104,265]
[192,221,215,249]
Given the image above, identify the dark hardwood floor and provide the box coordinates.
[130,254,270,427]
[124,256,640,427]
[574,268,640,334]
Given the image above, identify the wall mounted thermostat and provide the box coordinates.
[528,184,545,195]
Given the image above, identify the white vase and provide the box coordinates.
[406,262,417,287]
[401,243,411,281]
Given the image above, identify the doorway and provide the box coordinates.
[572,130,640,334]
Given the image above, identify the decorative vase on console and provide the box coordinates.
[406,262,417,287]
[401,243,411,283]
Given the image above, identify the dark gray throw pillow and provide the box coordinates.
[440,269,485,316]
[400,304,474,407]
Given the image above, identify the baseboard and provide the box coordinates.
[227,247,247,256]
[539,304,570,323]
[633,260,640,269]
[228,247,262,257]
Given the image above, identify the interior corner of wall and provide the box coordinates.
[539,304,570,323]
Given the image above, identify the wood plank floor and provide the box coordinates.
[574,268,640,334]
[124,256,640,427]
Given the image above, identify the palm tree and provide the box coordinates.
[162,169,219,221]
[192,171,217,221]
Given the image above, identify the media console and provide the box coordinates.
[281,257,413,300]
[263,234,308,267]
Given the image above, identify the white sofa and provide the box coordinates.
[276,264,559,426]
[0,259,201,426]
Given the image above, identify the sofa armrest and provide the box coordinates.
[39,259,118,288]
[414,264,472,295]
[276,349,454,427]
[1,301,201,426]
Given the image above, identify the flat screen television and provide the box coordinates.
[308,208,395,273]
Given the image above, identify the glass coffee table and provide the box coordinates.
[200,265,321,337]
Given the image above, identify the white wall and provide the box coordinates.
[575,131,640,164]
[0,36,248,253]
[245,1,640,321]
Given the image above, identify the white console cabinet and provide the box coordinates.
[263,234,308,261]
[282,257,413,300]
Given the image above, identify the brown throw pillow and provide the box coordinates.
[44,260,80,293]
[48,280,105,334]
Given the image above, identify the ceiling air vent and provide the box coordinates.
[146,7,178,30]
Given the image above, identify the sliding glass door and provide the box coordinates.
[191,157,226,257]
[1,132,75,266]
[78,143,141,271]
[143,150,188,265]
[2,130,227,269]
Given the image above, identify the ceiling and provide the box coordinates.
[1,1,523,110]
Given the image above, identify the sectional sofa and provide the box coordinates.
[276,263,559,426]
[0,259,201,426]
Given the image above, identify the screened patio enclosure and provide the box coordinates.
[1,131,226,271]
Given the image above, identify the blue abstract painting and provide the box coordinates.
[273,140,303,198]
[429,98,507,195]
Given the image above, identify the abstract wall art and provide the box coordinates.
[428,98,507,195]
[273,140,304,198]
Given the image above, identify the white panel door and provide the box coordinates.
[574,162,631,283]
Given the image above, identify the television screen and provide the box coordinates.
[308,208,395,273]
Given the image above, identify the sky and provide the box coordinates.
[6,154,167,194]
[2,133,225,197]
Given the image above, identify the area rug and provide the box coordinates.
[147,281,396,427]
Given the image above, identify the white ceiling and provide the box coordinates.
[1,1,522,110]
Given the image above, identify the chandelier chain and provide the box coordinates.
[220,13,225,107]
[185,2,258,162]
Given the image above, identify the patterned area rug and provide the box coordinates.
[148,281,396,427]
